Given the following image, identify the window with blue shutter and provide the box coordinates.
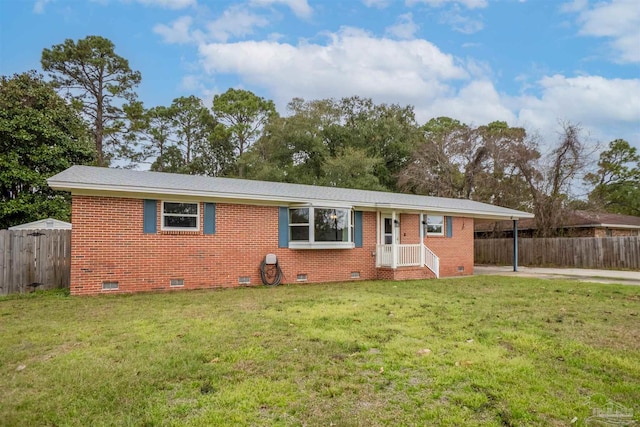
[143,199,157,234]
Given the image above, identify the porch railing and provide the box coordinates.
[423,244,440,278]
[376,244,440,278]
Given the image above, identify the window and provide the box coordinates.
[289,207,353,248]
[289,208,310,241]
[162,202,199,231]
[314,208,349,242]
[425,215,444,235]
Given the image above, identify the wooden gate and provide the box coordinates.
[0,230,71,295]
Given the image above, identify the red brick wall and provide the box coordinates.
[424,216,475,277]
[399,214,420,244]
[70,196,475,294]
[71,196,380,295]
[395,214,474,277]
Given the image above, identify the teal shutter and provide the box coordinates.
[354,211,363,248]
[445,216,453,238]
[278,207,289,248]
[143,199,157,234]
[204,203,216,235]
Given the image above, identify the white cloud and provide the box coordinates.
[560,0,587,13]
[153,16,194,44]
[205,5,269,42]
[133,0,195,8]
[198,27,468,108]
[362,0,390,8]
[182,23,638,149]
[567,0,640,63]
[516,74,640,145]
[179,74,206,92]
[249,0,312,18]
[33,0,53,14]
[419,80,517,125]
[385,13,419,40]
[440,8,484,34]
[406,0,488,9]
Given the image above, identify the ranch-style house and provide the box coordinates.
[48,166,534,295]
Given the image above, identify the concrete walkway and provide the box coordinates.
[474,265,640,286]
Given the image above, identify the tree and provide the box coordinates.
[397,118,538,210]
[41,35,142,166]
[585,139,640,216]
[397,117,469,198]
[471,121,537,209]
[240,99,331,184]
[138,105,174,171]
[337,96,422,189]
[517,122,591,236]
[143,96,233,177]
[0,71,95,228]
[319,147,386,191]
[212,88,277,176]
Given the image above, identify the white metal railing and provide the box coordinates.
[423,244,440,278]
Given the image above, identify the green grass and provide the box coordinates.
[1,277,639,426]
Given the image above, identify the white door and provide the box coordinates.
[381,216,399,245]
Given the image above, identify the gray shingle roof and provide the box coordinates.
[48,166,534,220]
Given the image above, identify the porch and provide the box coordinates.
[374,211,440,278]
[376,244,440,278]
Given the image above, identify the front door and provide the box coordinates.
[381,216,399,245]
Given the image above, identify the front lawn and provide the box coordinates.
[1,277,638,426]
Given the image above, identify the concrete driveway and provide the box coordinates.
[474,265,640,286]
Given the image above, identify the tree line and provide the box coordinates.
[1,36,638,233]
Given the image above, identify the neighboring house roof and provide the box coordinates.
[48,166,534,221]
[475,210,640,232]
[8,218,72,230]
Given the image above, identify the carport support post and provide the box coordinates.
[513,219,518,272]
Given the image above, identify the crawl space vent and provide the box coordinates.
[296,274,308,282]
[102,281,119,290]
[351,271,361,279]
[238,276,251,285]
[170,279,184,287]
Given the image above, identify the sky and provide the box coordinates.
[1,0,639,153]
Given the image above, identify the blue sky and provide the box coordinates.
[1,0,639,151]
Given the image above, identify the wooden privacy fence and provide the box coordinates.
[475,236,640,270]
[0,230,71,295]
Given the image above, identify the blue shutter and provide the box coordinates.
[278,207,289,248]
[204,203,216,235]
[143,199,157,234]
[354,211,363,248]
[445,216,453,238]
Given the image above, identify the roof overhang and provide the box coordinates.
[48,169,535,221]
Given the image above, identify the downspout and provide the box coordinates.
[513,219,519,272]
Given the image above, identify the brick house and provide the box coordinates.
[48,166,533,295]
